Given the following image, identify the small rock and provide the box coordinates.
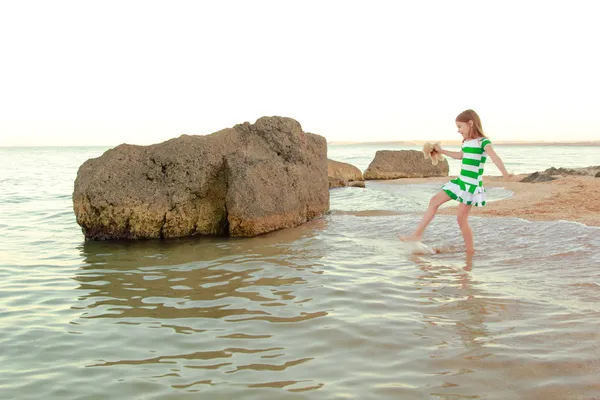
[328,159,365,188]
[595,171,600,178]
[364,150,449,180]
[347,181,366,188]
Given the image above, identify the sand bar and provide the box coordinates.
[380,173,600,227]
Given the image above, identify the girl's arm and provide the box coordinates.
[434,144,463,160]
[485,145,511,178]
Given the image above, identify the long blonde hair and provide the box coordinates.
[456,109,486,140]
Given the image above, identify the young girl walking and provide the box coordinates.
[401,109,510,254]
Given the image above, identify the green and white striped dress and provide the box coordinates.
[442,137,492,207]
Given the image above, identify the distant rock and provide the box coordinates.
[520,172,557,183]
[73,116,329,240]
[522,165,600,183]
[580,166,600,176]
[544,167,585,176]
[595,171,600,178]
[363,150,449,180]
[328,159,365,188]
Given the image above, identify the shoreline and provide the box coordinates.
[378,174,600,227]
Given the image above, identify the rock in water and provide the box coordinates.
[73,117,329,240]
[364,150,449,180]
[328,159,365,188]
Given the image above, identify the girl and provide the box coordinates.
[401,109,510,254]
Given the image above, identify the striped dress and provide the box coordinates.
[442,137,492,207]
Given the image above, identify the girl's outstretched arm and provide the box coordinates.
[435,144,462,160]
[485,145,511,178]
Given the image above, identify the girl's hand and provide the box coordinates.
[434,143,442,153]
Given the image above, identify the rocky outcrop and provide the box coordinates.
[363,150,449,180]
[545,166,600,177]
[543,167,586,176]
[521,166,600,183]
[73,117,329,240]
[520,172,557,183]
[328,159,365,188]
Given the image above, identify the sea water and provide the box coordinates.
[1,145,599,399]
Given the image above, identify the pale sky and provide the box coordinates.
[1,0,598,146]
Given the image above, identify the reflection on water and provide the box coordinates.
[411,255,495,397]
[2,212,600,399]
[407,248,600,400]
[69,221,330,395]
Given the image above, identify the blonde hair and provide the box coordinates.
[456,109,486,140]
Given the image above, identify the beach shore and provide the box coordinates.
[382,173,600,227]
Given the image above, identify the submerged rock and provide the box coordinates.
[73,117,329,240]
[328,159,365,188]
[363,150,449,180]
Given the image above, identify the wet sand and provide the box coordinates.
[383,173,600,227]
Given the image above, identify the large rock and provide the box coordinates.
[363,150,449,180]
[328,159,365,188]
[73,117,329,240]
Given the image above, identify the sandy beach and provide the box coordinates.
[383,172,600,227]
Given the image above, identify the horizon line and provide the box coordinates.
[2,139,600,148]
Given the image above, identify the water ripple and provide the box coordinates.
[2,147,600,399]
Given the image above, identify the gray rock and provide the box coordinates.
[73,116,329,240]
[520,172,557,183]
[578,166,600,176]
[544,167,585,176]
[363,150,449,180]
[328,159,365,188]
[347,181,366,188]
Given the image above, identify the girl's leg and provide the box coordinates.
[457,203,474,254]
[400,191,451,241]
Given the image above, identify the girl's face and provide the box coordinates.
[456,120,472,140]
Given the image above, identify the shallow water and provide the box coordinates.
[1,146,599,399]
